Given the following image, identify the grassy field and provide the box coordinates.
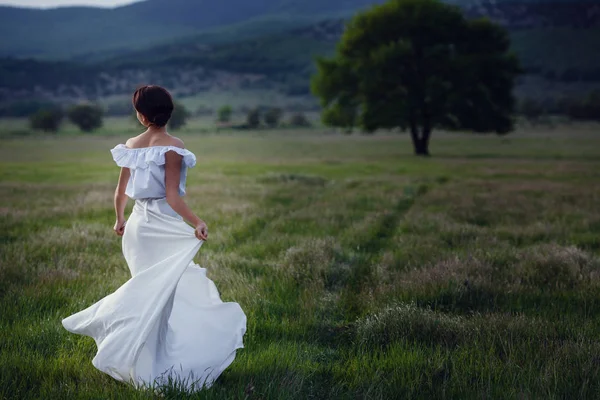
[1,123,600,399]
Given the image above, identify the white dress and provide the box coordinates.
[62,145,247,391]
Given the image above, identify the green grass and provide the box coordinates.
[1,122,600,399]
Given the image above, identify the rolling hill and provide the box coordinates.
[0,0,599,115]
[3,0,596,59]
[0,0,386,59]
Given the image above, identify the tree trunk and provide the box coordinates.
[410,44,432,157]
[410,124,431,156]
[420,126,431,156]
[419,89,432,157]
[413,137,430,156]
[409,108,431,156]
[409,113,421,156]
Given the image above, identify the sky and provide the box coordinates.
[0,0,141,8]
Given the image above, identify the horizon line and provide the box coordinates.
[0,0,143,10]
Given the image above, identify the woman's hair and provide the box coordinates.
[132,85,174,127]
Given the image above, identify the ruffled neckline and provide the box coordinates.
[111,144,197,170]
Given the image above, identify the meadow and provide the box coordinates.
[1,120,600,399]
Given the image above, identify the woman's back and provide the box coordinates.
[126,132,184,150]
[111,144,196,200]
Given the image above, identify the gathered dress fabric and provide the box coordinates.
[62,145,247,391]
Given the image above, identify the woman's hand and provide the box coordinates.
[113,218,126,236]
[195,220,208,241]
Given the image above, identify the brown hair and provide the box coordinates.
[132,85,174,127]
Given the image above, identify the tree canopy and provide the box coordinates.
[68,104,103,133]
[30,108,64,133]
[247,108,261,129]
[311,0,520,155]
[264,107,284,128]
[218,105,233,123]
[168,102,190,131]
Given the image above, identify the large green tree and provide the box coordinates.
[311,0,520,156]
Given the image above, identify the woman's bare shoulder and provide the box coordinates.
[164,136,185,149]
[125,134,184,149]
[125,134,144,149]
[149,135,184,149]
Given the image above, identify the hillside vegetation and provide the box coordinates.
[0,0,599,112]
[0,0,384,58]
[0,0,596,59]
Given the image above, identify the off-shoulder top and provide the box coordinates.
[110,144,197,200]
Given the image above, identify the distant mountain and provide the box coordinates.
[2,0,598,60]
[1,0,599,114]
[1,0,597,59]
[0,0,387,59]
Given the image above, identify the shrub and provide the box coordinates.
[355,302,552,350]
[568,102,588,120]
[68,104,103,132]
[264,107,283,128]
[289,113,311,127]
[168,102,190,131]
[355,303,466,349]
[560,91,600,121]
[217,105,233,123]
[281,237,341,287]
[517,244,599,290]
[246,108,261,129]
[519,98,545,122]
[30,108,64,133]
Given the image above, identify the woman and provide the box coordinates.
[62,85,246,391]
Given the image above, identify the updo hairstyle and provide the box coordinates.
[132,85,174,127]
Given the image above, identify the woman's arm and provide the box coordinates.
[164,150,208,241]
[113,167,130,236]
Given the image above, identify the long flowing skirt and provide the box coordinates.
[62,198,247,390]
